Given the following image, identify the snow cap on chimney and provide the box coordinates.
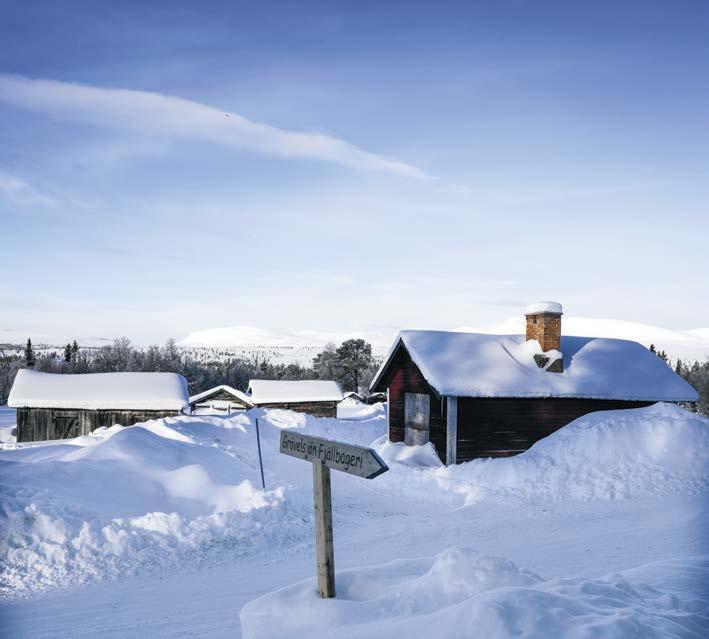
[525,301,564,372]
[524,301,563,316]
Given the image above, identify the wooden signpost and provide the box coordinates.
[279,430,388,598]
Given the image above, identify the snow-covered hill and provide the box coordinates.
[178,326,391,349]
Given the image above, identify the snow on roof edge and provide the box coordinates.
[247,379,343,403]
[370,330,699,403]
[8,370,189,410]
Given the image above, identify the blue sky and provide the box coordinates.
[1,1,708,345]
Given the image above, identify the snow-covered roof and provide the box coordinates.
[370,331,699,402]
[188,385,253,406]
[247,380,343,404]
[525,301,563,315]
[8,370,189,410]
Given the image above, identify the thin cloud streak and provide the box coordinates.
[0,171,56,207]
[0,74,431,179]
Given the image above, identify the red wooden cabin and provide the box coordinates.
[370,303,698,464]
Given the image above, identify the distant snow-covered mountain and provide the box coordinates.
[180,317,709,365]
[178,326,392,349]
[177,326,393,367]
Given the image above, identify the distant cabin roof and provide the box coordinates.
[343,391,364,401]
[8,370,189,410]
[189,385,253,407]
[247,380,343,404]
[370,331,699,403]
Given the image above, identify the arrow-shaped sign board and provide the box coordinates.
[279,430,388,599]
[279,431,388,479]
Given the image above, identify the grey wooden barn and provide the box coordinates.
[8,369,189,442]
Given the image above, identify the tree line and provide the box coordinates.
[650,344,709,416]
[2,338,707,415]
[0,337,381,405]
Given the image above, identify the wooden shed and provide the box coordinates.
[189,385,254,415]
[370,303,699,465]
[8,370,189,442]
[247,380,343,417]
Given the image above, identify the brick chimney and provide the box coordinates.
[525,301,563,372]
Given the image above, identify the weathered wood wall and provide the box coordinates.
[254,401,338,418]
[16,407,181,442]
[455,397,653,462]
[374,342,653,464]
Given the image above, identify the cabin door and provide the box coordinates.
[404,393,430,446]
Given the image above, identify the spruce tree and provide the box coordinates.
[335,339,373,391]
[71,340,79,364]
[25,338,36,368]
[675,359,684,376]
[64,343,72,363]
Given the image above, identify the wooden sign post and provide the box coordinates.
[279,431,389,598]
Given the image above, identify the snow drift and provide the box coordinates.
[0,408,386,596]
[240,547,709,639]
[2,401,707,603]
[377,403,709,504]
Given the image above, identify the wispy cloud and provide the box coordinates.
[0,171,56,207]
[0,74,430,179]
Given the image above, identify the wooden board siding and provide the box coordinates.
[376,344,448,462]
[16,407,181,443]
[456,398,653,462]
[254,401,338,418]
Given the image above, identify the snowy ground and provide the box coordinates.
[0,403,707,637]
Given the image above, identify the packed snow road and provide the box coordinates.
[1,403,708,637]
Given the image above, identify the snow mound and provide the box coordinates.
[337,401,386,421]
[377,403,709,504]
[378,439,443,468]
[0,408,387,596]
[240,547,709,639]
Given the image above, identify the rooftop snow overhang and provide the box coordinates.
[369,331,700,403]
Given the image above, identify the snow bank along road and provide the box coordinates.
[1,403,708,637]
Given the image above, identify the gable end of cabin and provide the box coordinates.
[372,342,448,463]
